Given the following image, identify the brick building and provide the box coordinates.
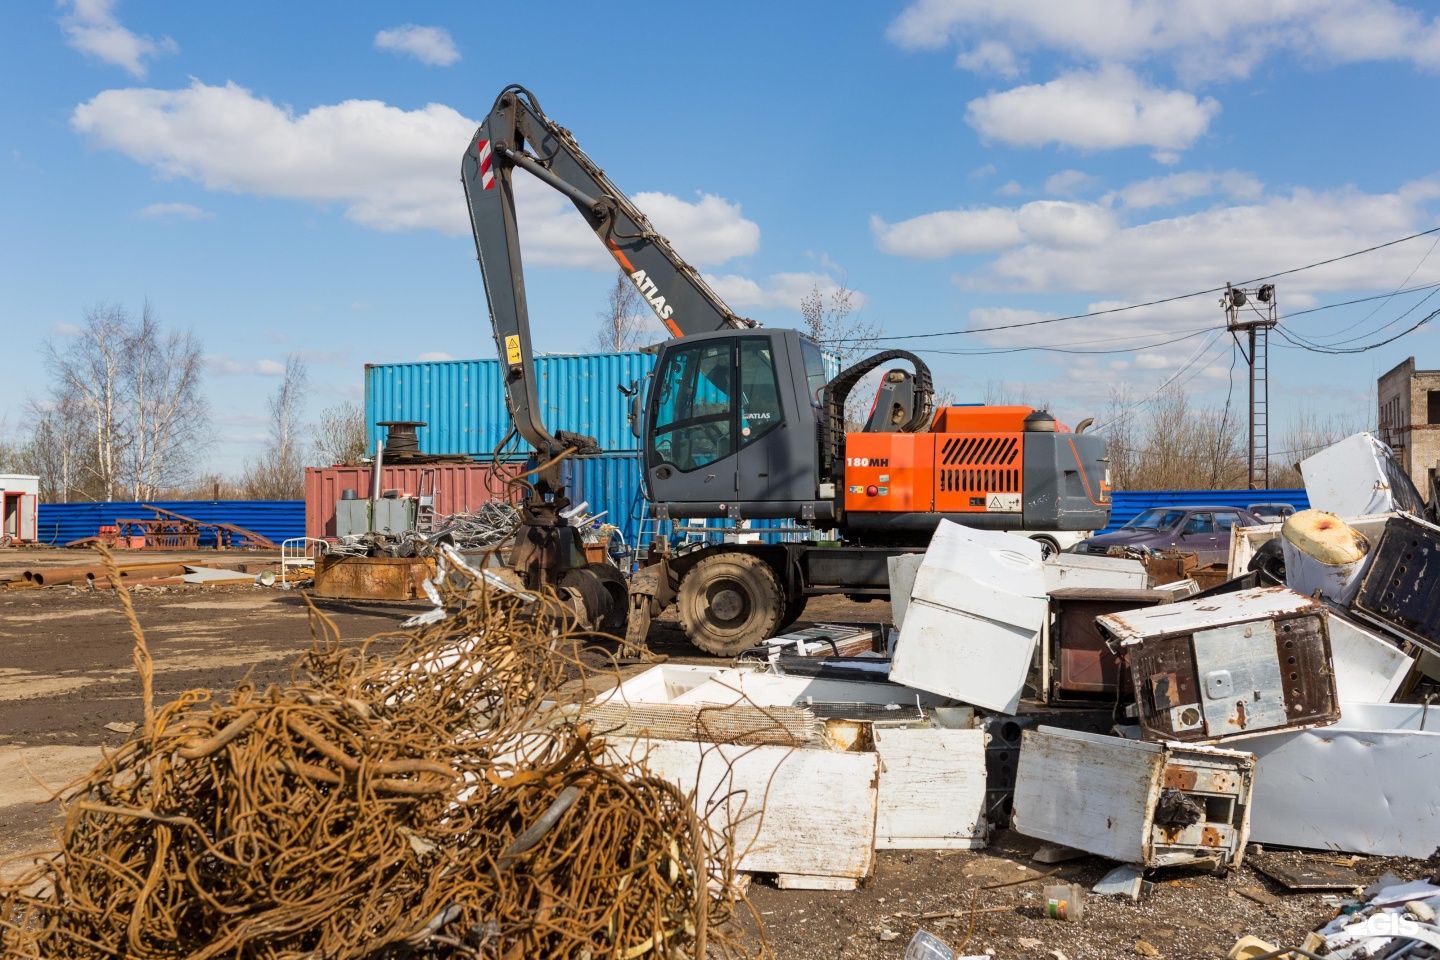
[1378,357,1440,501]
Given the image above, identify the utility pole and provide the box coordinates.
[1223,283,1278,490]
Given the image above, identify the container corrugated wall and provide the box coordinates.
[365,353,657,457]
[1099,489,1310,534]
[35,501,304,547]
[304,464,520,540]
[561,454,646,548]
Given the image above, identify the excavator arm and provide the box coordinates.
[461,84,753,461]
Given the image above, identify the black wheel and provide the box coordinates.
[677,552,783,656]
[1030,535,1060,560]
[775,592,808,633]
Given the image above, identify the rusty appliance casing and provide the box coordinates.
[1048,588,1172,700]
[311,554,436,601]
[1012,726,1254,871]
[1351,512,1440,654]
[1097,587,1339,744]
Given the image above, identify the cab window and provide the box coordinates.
[651,339,734,472]
[799,338,830,408]
[739,338,782,446]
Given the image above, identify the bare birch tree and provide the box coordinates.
[44,305,130,499]
[125,301,209,499]
[32,302,209,501]
[241,356,310,499]
[588,269,653,352]
[313,401,369,465]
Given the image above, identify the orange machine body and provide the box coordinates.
[843,406,1065,515]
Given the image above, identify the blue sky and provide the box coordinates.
[4,1,1440,475]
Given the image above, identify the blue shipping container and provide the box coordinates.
[35,501,305,547]
[1098,489,1310,535]
[366,353,657,457]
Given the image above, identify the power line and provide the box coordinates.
[842,225,1440,344]
[1275,306,1440,354]
[913,326,1218,357]
[1092,329,1229,432]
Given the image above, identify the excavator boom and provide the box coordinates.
[462,85,752,459]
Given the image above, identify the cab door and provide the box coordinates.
[646,337,738,505]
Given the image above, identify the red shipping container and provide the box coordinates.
[304,463,521,541]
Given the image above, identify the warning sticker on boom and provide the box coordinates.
[505,335,522,366]
[986,493,1022,513]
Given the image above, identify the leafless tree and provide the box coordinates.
[34,302,209,501]
[313,401,369,465]
[125,301,209,499]
[1097,383,1246,490]
[18,397,93,501]
[983,378,1054,413]
[801,282,883,425]
[44,305,130,499]
[588,269,655,352]
[241,356,310,499]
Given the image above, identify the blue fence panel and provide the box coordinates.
[36,501,306,547]
[1099,489,1310,535]
[365,353,657,458]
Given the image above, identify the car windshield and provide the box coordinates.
[1122,508,1186,531]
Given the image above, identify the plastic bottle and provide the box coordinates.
[1044,882,1086,920]
[904,930,954,960]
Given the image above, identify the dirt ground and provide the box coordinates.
[0,545,1428,959]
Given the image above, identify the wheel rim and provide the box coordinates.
[705,580,751,628]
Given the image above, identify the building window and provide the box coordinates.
[1428,390,1440,426]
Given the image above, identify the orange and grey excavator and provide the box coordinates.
[462,85,1111,655]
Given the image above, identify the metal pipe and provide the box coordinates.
[503,148,604,214]
[371,439,384,534]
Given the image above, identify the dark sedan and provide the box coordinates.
[1076,505,1264,565]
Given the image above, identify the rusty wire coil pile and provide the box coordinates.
[0,547,765,959]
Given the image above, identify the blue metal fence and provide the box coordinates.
[35,501,306,547]
[1098,489,1310,535]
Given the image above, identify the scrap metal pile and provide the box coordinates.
[0,549,761,959]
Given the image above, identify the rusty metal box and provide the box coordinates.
[1096,587,1339,744]
[1049,588,1170,700]
[1352,513,1440,654]
[1012,727,1255,871]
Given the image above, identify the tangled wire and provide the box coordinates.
[0,546,763,959]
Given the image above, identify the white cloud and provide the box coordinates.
[965,66,1220,152]
[964,181,1440,305]
[997,180,1024,196]
[1115,170,1263,208]
[635,192,761,266]
[705,272,861,311]
[417,351,456,361]
[872,199,1113,258]
[59,0,176,78]
[71,80,760,267]
[956,40,1021,76]
[887,0,1440,82]
[206,355,288,376]
[374,25,460,66]
[136,201,213,220]
[1043,169,1101,196]
[50,322,82,337]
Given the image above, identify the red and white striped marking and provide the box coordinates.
[477,138,495,190]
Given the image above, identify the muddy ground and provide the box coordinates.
[0,546,1428,959]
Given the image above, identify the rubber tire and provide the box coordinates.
[775,592,809,633]
[677,552,784,656]
[1030,535,1060,560]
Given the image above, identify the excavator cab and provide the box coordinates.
[644,329,833,522]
